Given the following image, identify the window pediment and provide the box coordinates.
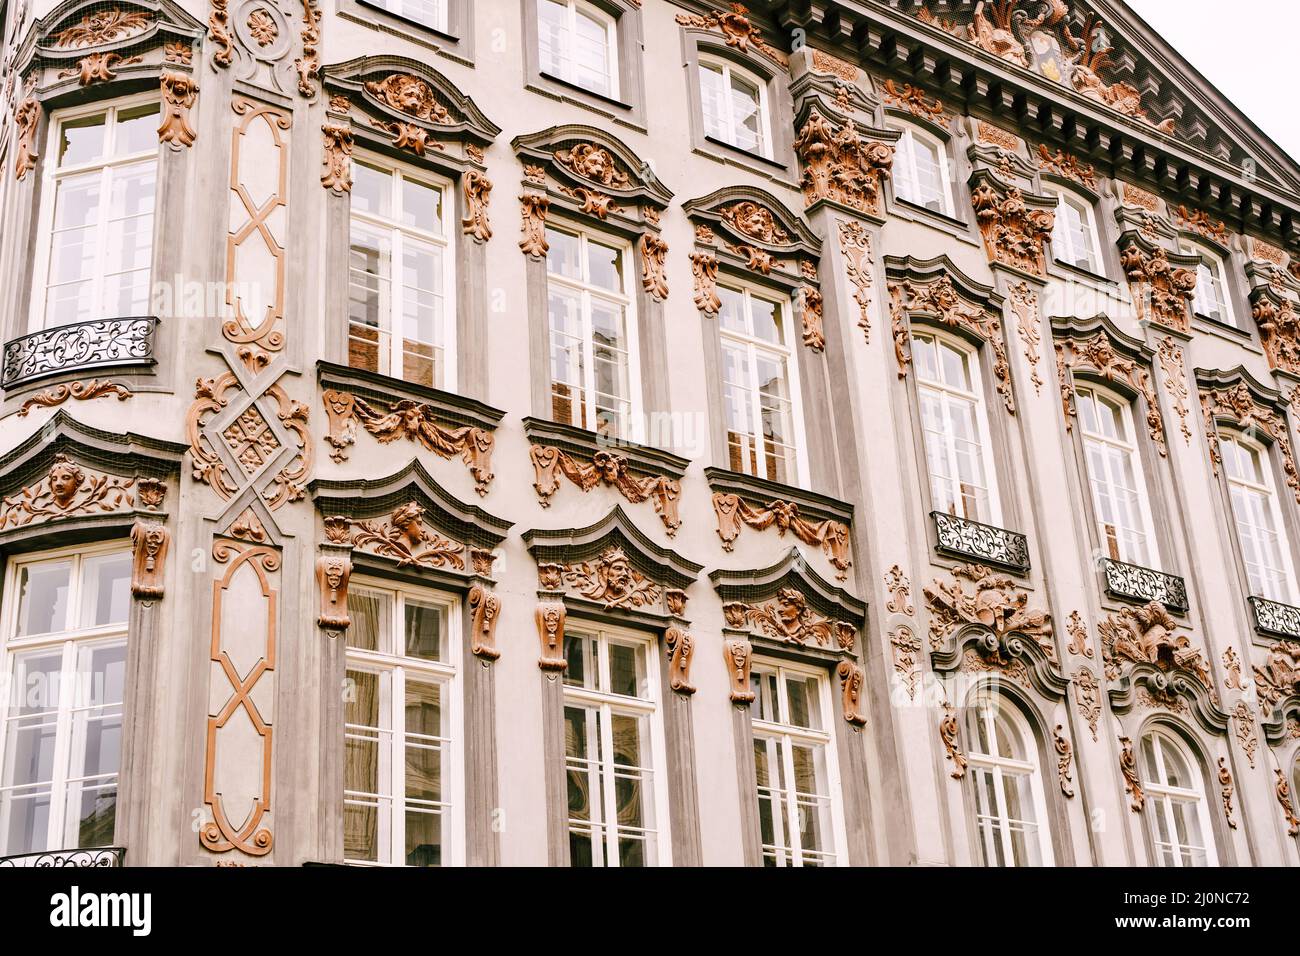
[1196,367,1299,503]
[684,187,819,300]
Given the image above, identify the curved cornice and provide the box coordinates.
[682,185,821,256]
[932,624,1071,702]
[883,253,1003,310]
[511,124,674,207]
[522,504,703,590]
[1050,312,1155,362]
[1195,364,1287,413]
[709,547,866,623]
[1108,662,1230,735]
[0,410,186,485]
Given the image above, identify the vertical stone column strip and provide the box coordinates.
[535,564,570,864]
[658,591,702,864]
[463,554,502,865]
[721,627,762,865]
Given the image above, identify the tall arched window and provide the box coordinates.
[1076,384,1158,565]
[1049,188,1103,275]
[891,125,952,216]
[913,330,1000,523]
[1219,431,1296,602]
[697,56,771,157]
[965,698,1053,866]
[1140,729,1216,867]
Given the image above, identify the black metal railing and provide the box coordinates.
[0,847,125,867]
[1101,558,1189,613]
[1248,595,1300,641]
[931,511,1031,573]
[2,316,158,389]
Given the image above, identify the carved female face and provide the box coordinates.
[48,462,84,507]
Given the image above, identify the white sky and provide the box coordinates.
[1125,0,1300,164]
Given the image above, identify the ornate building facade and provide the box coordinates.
[0,0,1297,867]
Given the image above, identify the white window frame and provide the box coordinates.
[750,658,848,867]
[1076,383,1160,567]
[912,328,1003,525]
[370,0,448,31]
[0,541,132,858]
[1219,431,1298,604]
[545,222,642,440]
[1049,187,1104,275]
[891,123,953,217]
[718,280,810,487]
[561,623,671,867]
[1180,240,1237,329]
[537,0,620,100]
[697,54,771,158]
[29,93,161,334]
[1140,728,1217,868]
[347,154,457,391]
[965,696,1055,867]
[342,577,463,867]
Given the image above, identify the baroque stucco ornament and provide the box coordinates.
[723,587,856,651]
[1055,330,1166,456]
[923,563,1054,660]
[674,3,787,65]
[0,455,136,530]
[970,181,1055,276]
[529,445,681,536]
[712,494,851,581]
[794,110,894,217]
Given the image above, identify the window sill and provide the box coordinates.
[888,197,979,246]
[528,74,644,132]
[339,2,472,65]
[316,361,505,433]
[703,466,854,529]
[522,416,690,481]
[356,0,458,42]
[1047,257,1117,288]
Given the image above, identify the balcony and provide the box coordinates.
[2,317,158,390]
[931,512,1030,573]
[1101,558,1189,614]
[1248,595,1300,641]
[0,847,125,867]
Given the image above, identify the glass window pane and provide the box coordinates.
[16,560,72,637]
[80,553,131,628]
[345,590,388,652]
[403,599,445,661]
[607,640,645,698]
[58,112,108,167]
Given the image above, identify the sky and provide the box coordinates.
[1125,0,1300,164]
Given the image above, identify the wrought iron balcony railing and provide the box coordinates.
[1248,595,1300,641]
[2,316,158,389]
[1101,558,1189,613]
[931,511,1030,573]
[0,847,125,867]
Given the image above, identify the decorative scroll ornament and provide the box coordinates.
[1065,610,1092,658]
[1053,724,1075,797]
[350,503,465,569]
[209,0,233,67]
[723,588,855,651]
[712,494,851,581]
[665,627,696,694]
[970,182,1054,276]
[529,446,680,535]
[1009,282,1042,393]
[1252,641,1300,711]
[639,234,668,300]
[884,565,914,615]
[793,110,894,216]
[674,3,787,65]
[722,635,755,704]
[891,626,923,700]
[462,170,493,242]
[1074,667,1101,741]
[923,563,1054,660]
[1174,205,1229,244]
[294,0,321,97]
[18,379,131,417]
[1119,242,1197,333]
[320,124,352,193]
[1200,383,1299,503]
[14,98,40,181]
[53,8,152,47]
[1037,144,1096,188]
[158,72,198,149]
[1276,769,1300,836]
[519,193,550,258]
[556,546,662,611]
[1252,294,1300,376]
[59,52,142,85]
[365,74,449,123]
[1098,601,1211,690]
[1156,337,1192,444]
[0,455,135,531]
[881,79,944,120]
[837,661,867,726]
[130,518,170,601]
[1233,701,1258,769]
[322,390,494,495]
[1055,332,1166,455]
[315,551,351,630]
[939,704,967,779]
[202,537,278,856]
[800,285,825,351]
[535,601,567,672]
[1119,735,1144,811]
[690,251,721,313]
[1217,758,1237,829]
[838,220,873,342]
[889,276,1015,413]
[468,584,502,661]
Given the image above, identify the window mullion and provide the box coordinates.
[48,640,78,849]
[780,731,803,865]
[391,227,405,381]
[599,701,620,866]
[390,664,405,866]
